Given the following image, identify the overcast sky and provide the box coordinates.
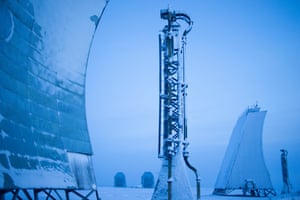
[86,0,300,191]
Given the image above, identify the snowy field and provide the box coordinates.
[99,187,153,200]
[98,187,300,200]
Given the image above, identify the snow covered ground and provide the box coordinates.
[98,187,300,200]
[98,187,221,200]
[99,187,153,200]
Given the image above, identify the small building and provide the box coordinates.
[141,171,154,188]
[114,172,126,187]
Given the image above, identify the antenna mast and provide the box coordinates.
[153,8,199,200]
[280,149,292,194]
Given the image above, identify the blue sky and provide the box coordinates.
[86,0,300,191]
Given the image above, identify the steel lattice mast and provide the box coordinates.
[152,8,200,200]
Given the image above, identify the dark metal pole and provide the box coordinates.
[168,157,172,200]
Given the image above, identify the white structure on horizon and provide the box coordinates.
[213,105,276,197]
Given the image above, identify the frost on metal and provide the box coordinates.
[153,8,196,200]
[213,105,276,197]
[0,0,107,189]
[152,154,194,200]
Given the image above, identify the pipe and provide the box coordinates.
[175,13,193,37]
[158,34,162,157]
[183,150,201,200]
[175,9,199,199]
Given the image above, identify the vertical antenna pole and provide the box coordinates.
[280,149,292,194]
[153,8,199,200]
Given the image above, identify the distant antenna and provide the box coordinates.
[280,149,292,194]
[213,107,276,197]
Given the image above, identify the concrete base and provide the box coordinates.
[151,154,194,200]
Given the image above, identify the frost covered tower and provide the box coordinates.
[152,9,199,200]
[213,105,276,197]
[0,0,108,199]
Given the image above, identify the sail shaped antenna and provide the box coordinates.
[213,106,276,197]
